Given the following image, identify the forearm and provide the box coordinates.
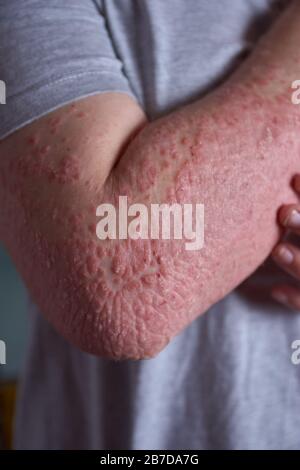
[105,1,300,353]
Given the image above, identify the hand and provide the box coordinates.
[271,175,300,309]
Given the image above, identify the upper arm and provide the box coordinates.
[0,0,137,139]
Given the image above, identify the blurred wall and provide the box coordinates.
[0,244,28,381]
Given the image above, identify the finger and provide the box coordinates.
[277,204,300,235]
[272,242,300,280]
[271,284,300,311]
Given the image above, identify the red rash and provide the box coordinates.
[2,77,300,359]
[1,5,300,359]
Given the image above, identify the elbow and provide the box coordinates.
[23,267,171,361]
[61,302,171,361]
[93,324,170,361]
[18,229,177,360]
[57,243,175,360]
[51,284,172,360]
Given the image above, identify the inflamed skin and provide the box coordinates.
[0,2,300,359]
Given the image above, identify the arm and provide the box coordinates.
[1,2,300,360]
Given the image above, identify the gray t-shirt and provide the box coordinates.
[1,0,299,450]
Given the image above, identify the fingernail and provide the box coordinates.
[275,246,294,264]
[271,291,288,305]
[284,210,300,228]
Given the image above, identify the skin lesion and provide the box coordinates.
[1,3,300,359]
[0,142,174,359]
[1,77,299,360]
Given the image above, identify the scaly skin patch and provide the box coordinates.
[1,4,300,359]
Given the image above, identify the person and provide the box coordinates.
[0,0,300,450]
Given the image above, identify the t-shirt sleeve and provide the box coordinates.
[0,0,137,140]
